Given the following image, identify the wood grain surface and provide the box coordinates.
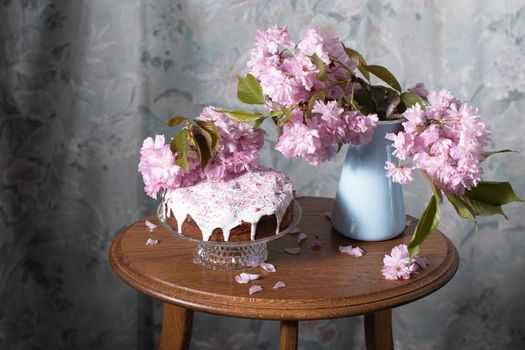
[159,304,193,350]
[109,197,459,320]
[365,309,393,350]
[279,320,298,350]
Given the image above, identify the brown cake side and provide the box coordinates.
[165,201,294,242]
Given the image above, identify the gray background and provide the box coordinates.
[1,0,524,349]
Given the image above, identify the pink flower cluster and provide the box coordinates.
[275,103,377,165]
[385,89,491,195]
[248,26,355,107]
[382,244,428,280]
[197,107,264,179]
[248,26,378,165]
[138,108,264,198]
[138,135,200,198]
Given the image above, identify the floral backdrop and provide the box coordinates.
[1,0,524,349]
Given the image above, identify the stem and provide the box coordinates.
[329,55,355,75]
[349,82,356,110]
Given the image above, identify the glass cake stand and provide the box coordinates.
[157,200,302,271]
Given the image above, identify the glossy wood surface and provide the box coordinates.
[109,197,459,321]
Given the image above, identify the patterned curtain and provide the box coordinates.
[1,0,524,349]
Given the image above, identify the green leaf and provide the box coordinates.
[310,54,328,82]
[369,85,396,118]
[460,196,508,219]
[400,92,426,109]
[307,89,327,111]
[343,46,370,80]
[408,194,441,259]
[447,194,477,222]
[170,129,189,170]
[483,149,514,158]
[167,115,187,127]
[237,74,265,105]
[219,109,263,123]
[366,64,402,92]
[253,117,265,130]
[192,131,211,169]
[465,181,524,207]
[196,120,220,151]
[353,88,376,115]
[191,124,212,147]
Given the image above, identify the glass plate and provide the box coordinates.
[157,200,302,271]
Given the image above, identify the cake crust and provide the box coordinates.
[166,201,294,242]
[162,169,295,242]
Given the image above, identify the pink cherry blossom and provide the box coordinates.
[343,112,378,145]
[339,244,364,257]
[138,135,200,198]
[381,244,428,280]
[245,26,376,165]
[275,115,325,165]
[384,161,414,184]
[408,82,429,98]
[197,107,264,180]
[386,90,490,195]
[297,27,348,66]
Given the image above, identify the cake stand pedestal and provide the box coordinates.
[157,200,302,271]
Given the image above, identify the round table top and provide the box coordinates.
[109,197,459,320]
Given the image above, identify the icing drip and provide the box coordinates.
[162,168,295,241]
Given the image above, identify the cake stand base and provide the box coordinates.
[193,241,268,271]
[158,200,302,271]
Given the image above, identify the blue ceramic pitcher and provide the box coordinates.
[331,120,405,241]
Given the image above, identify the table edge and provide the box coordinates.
[109,199,459,320]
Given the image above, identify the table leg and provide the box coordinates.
[159,303,193,350]
[279,320,298,350]
[364,309,393,350]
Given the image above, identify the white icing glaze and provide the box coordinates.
[162,168,295,241]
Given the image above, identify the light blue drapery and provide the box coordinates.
[1,1,524,349]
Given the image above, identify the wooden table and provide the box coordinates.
[109,197,458,350]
